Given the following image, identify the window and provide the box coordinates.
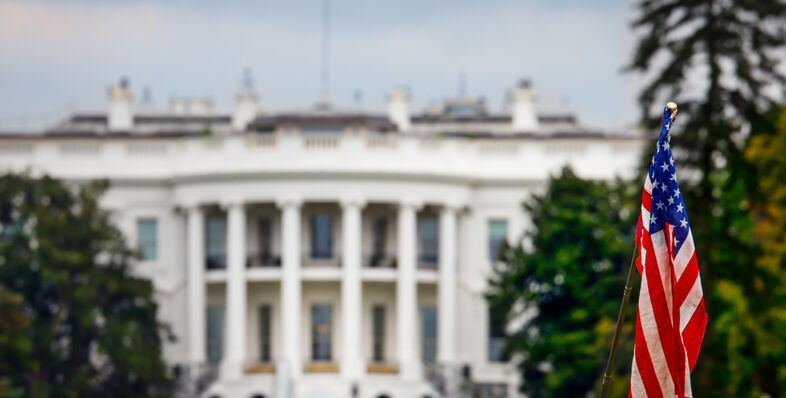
[488,219,508,262]
[258,217,273,266]
[206,306,224,364]
[310,215,333,259]
[475,383,509,398]
[488,308,506,362]
[205,216,227,269]
[259,305,272,362]
[372,218,387,258]
[311,304,332,361]
[372,305,386,362]
[421,306,437,363]
[137,218,158,261]
[418,216,439,264]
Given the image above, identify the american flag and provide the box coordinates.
[629,107,707,397]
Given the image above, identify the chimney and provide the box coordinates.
[107,78,133,131]
[232,92,259,131]
[232,68,260,131]
[189,99,213,116]
[170,98,187,115]
[387,88,411,132]
[511,79,538,131]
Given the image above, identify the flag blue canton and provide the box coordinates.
[648,107,690,254]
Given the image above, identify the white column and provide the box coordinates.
[341,196,366,381]
[438,204,458,364]
[397,198,421,380]
[278,196,302,378]
[222,199,247,380]
[186,204,206,372]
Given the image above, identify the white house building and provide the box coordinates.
[0,78,644,398]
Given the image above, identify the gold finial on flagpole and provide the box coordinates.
[666,101,678,141]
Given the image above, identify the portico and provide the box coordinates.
[183,194,462,391]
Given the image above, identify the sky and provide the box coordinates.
[0,0,641,131]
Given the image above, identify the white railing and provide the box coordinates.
[303,135,339,150]
[247,135,277,149]
[366,135,398,150]
[0,142,33,155]
[0,132,644,182]
[127,142,168,156]
[59,142,101,156]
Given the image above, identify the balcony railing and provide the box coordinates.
[364,252,397,268]
[205,255,226,270]
[418,254,439,270]
[303,251,342,267]
[246,253,281,268]
[205,253,282,270]
[174,363,217,398]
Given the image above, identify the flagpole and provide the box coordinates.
[598,102,677,398]
[598,243,639,398]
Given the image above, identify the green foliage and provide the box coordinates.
[745,107,786,395]
[0,174,173,398]
[629,1,786,396]
[487,167,638,398]
[0,287,31,398]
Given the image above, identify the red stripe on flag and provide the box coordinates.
[641,233,678,382]
[675,254,698,306]
[633,310,665,398]
[682,298,707,371]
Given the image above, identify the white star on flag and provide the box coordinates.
[630,105,706,398]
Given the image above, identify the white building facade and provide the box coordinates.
[0,79,644,398]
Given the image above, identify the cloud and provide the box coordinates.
[0,1,638,131]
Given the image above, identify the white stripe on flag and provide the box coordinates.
[680,276,703,332]
[641,206,651,233]
[673,233,695,280]
[630,356,646,398]
[639,268,676,396]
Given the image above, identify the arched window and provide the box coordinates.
[376,394,391,398]
[251,394,266,398]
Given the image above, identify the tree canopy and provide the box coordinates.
[0,174,173,398]
[629,1,786,395]
[487,168,638,397]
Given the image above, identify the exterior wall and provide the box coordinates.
[301,281,343,366]
[361,282,397,365]
[247,282,281,365]
[0,131,644,397]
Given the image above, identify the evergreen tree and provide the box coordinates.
[0,174,173,398]
[745,107,786,395]
[487,168,638,398]
[0,287,31,398]
[630,1,786,395]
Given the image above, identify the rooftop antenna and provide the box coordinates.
[458,72,467,98]
[141,86,154,109]
[242,67,254,92]
[353,89,363,110]
[317,0,332,109]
